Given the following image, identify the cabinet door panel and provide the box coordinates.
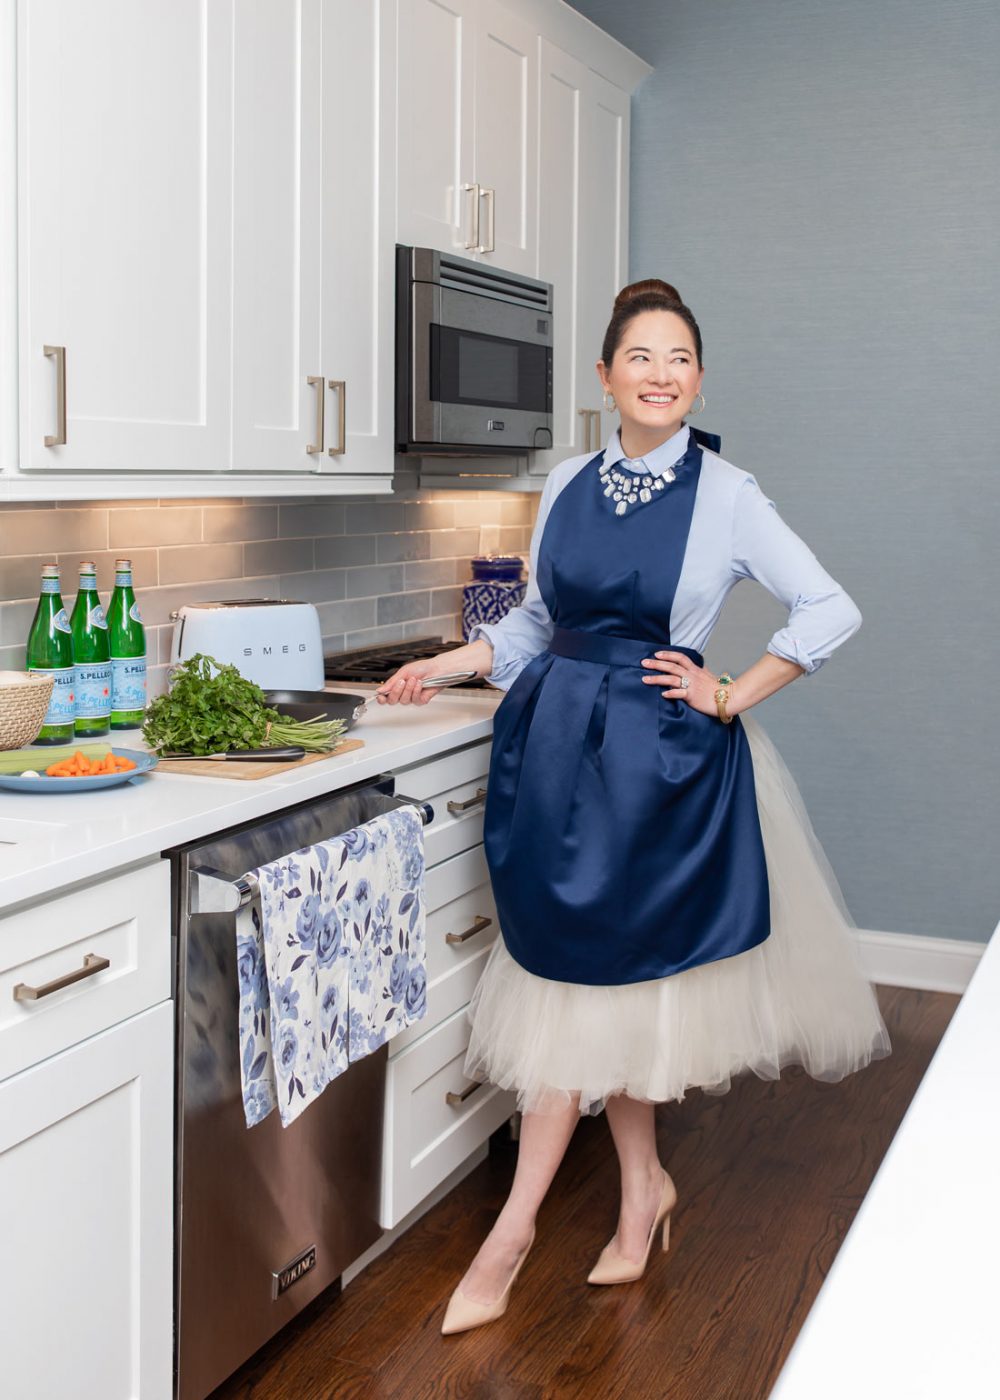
[474,0,538,274]
[0,1003,173,1400]
[18,0,232,473]
[319,0,395,475]
[577,77,630,457]
[534,40,586,475]
[232,0,322,472]
[396,0,476,254]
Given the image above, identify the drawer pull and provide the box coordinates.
[445,914,493,946]
[445,1080,484,1107]
[13,953,110,1002]
[446,786,487,816]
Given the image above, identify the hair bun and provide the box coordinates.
[613,278,682,312]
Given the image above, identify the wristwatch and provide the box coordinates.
[714,672,735,724]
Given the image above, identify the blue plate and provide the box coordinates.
[0,748,159,793]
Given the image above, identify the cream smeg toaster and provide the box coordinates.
[169,599,325,690]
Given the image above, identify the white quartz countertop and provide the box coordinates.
[770,920,999,1399]
[0,686,500,911]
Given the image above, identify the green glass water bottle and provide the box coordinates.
[107,558,147,730]
[70,560,112,738]
[25,563,76,745]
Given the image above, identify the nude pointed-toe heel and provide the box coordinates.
[586,1169,677,1286]
[441,1226,536,1336]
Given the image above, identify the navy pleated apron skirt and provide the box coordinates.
[483,437,771,987]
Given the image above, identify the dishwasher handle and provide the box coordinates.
[187,793,434,914]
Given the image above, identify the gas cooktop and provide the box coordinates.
[324,635,492,689]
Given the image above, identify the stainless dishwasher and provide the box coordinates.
[169,775,432,1400]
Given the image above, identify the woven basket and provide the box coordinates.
[0,673,56,749]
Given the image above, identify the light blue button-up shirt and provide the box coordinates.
[468,425,862,690]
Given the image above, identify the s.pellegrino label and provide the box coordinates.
[74,662,113,720]
[25,564,76,744]
[108,559,147,728]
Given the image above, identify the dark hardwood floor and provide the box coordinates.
[209,983,958,1400]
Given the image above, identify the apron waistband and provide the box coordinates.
[548,626,704,669]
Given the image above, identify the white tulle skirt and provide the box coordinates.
[463,714,892,1116]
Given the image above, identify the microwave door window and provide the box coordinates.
[430,326,549,412]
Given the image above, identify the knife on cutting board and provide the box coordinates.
[159,747,307,762]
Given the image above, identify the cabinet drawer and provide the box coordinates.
[391,846,499,1057]
[0,862,171,1082]
[397,741,491,868]
[381,1003,515,1228]
[394,739,491,801]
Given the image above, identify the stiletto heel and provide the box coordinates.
[587,1169,677,1286]
[441,1226,536,1335]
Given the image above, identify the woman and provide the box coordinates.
[375,280,891,1336]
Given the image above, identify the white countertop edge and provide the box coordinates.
[769,918,1000,1398]
[0,692,499,912]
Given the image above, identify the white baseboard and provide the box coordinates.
[856,928,985,994]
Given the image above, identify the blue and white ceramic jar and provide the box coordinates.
[462,555,526,641]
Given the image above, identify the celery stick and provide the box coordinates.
[0,744,112,773]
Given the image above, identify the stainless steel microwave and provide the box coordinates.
[395,245,553,456]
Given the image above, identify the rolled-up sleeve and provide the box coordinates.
[468,472,557,690]
[731,475,862,674]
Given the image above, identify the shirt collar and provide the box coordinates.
[602,424,692,476]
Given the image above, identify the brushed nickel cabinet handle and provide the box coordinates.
[463,181,481,250]
[14,953,110,1002]
[327,379,346,456]
[578,408,601,452]
[445,914,493,946]
[43,344,67,446]
[446,786,486,816]
[445,1080,484,1107]
[479,187,495,253]
[307,375,325,454]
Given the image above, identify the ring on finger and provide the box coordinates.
[680,676,690,689]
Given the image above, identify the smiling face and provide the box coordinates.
[597,310,704,458]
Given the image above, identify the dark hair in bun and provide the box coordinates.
[601,278,703,368]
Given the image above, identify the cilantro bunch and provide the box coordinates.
[143,654,346,756]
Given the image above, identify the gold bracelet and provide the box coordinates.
[714,672,735,724]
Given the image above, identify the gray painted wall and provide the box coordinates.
[570,0,999,942]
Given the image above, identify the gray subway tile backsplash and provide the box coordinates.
[346,563,405,598]
[0,487,539,697]
[377,590,431,626]
[376,531,430,564]
[202,504,280,544]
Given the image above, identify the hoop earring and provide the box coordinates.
[603,390,616,413]
[688,392,706,416]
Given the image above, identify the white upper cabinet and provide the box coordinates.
[396,0,476,257]
[231,0,394,476]
[530,39,630,477]
[318,0,397,475]
[5,0,645,496]
[472,0,537,273]
[396,0,537,275]
[231,0,323,474]
[17,0,233,475]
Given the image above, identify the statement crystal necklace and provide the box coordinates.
[598,450,684,517]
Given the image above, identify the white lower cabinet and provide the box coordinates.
[0,859,173,1399]
[380,737,515,1228]
[0,999,174,1400]
[382,1004,513,1228]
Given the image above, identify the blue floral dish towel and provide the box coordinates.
[236,806,427,1129]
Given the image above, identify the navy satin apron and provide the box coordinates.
[483,434,770,986]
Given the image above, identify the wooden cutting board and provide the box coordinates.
[155,737,365,780]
